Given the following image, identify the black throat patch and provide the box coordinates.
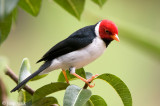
[102,39,112,47]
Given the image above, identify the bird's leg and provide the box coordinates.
[62,69,69,84]
[69,67,99,88]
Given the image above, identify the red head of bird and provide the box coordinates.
[98,20,119,42]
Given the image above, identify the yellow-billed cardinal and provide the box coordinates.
[11,19,119,92]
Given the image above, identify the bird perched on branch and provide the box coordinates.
[11,19,119,92]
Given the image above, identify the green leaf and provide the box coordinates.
[58,68,86,82]
[12,7,18,22]
[92,0,107,7]
[84,100,93,106]
[18,58,48,84]
[25,100,32,106]
[85,72,93,79]
[63,85,92,106]
[24,91,32,102]
[18,90,24,102]
[18,58,31,84]
[84,95,107,106]
[18,90,32,103]
[95,73,132,106]
[0,14,12,45]
[32,82,69,102]
[54,0,85,20]
[32,97,58,106]
[30,74,48,81]
[90,95,107,106]
[18,58,48,83]
[0,0,19,19]
[18,0,42,16]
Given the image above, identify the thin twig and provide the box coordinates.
[5,66,35,95]
[83,83,89,89]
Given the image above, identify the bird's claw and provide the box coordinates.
[85,74,99,88]
[88,83,95,88]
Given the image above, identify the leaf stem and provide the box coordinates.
[4,66,35,95]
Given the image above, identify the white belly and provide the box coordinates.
[40,37,106,74]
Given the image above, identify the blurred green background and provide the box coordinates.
[0,0,160,106]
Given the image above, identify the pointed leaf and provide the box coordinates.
[90,95,107,106]
[18,58,31,83]
[92,0,107,7]
[58,68,86,82]
[0,14,12,45]
[95,73,132,106]
[18,0,42,16]
[54,0,85,20]
[32,97,58,106]
[0,0,19,19]
[32,82,69,102]
[63,85,92,106]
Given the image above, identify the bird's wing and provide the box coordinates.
[37,25,96,63]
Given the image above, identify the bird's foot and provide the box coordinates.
[85,74,99,88]
[71,72,99,88]
[86,74,99,82]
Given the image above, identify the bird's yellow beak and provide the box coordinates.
[111,34,120,42]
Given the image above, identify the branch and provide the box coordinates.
[0,78,7,104]
[83,83,89,89]
[5,66,35,95]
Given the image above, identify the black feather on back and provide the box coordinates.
[37,25,97,63]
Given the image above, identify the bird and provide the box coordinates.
[11,19,119,92]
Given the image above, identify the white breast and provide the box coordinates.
[40,37,106,74]
[55,37,106,69]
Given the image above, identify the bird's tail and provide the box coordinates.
[11,61,51,92]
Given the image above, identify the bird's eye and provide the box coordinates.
[105,30,109,33]
[105,30,111,34]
